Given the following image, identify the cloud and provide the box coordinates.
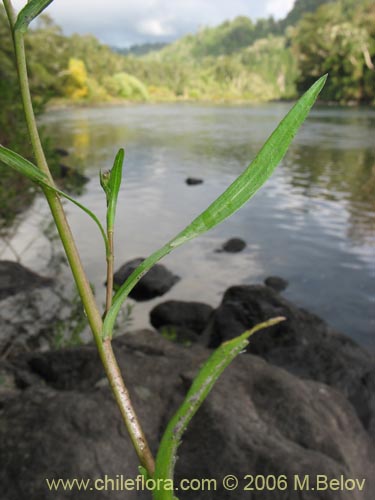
[12,0,295,46]
[265,0,295,19]
[137,19,175,37]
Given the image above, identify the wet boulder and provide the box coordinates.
[204,284,375,439]
[264,275,289,292]
[216,238,246,253]
[56,164,89,184]
[150,300,214,335]
[113,258,180,301]
[54,148,69,157]
[185,177,203,185]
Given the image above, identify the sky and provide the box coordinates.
[12,0,295,47]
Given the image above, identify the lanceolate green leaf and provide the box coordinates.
[100,148,125,230]
[0,145,109,254]
[153,317,285,500]
[102,75,327,339]
[14,0,54,33]
[0,145,49,184]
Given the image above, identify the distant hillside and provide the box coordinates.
[129,32,296,102]
[134,14,295,101]
[1,0,372,109]
[279,0,334,30]
[114,42,168,57]
[153,16,279,59]
[133,0,374,104]
[130,0,333,61]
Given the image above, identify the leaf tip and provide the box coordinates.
[267,315,286,326]
[115,148,125,165]
[313,74,328,94]
[241,315,286,342]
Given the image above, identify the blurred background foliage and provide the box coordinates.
[1,0,373,107]
[0,0,374,227]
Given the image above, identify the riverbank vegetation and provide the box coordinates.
[1,0,373,108]
[0,0,374,229]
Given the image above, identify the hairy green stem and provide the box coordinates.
[3,0,155,475]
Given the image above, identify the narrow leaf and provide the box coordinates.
[168,75,327,247]
[0,145,49,184]
[106,148,124,230]
[0,145,108,254]
[14,0,54,33]
[102,75,326,339]
[153,317,285,500]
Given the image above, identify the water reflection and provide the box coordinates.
[284,145,375,248]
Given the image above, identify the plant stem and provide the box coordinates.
[3,0,155,476]
[105,230,114,313]
[102,338,155,471]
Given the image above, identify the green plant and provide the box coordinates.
[0,1,326,497]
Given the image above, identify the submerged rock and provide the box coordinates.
[113,258,180,301]
[56,164,89,184]
[0,330,373,500]
[150,300,213,335]
[185,177,203,185]
[54,148,69,157]
[216,237,246,253]
[264,275,289,292]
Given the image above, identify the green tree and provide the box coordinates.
[62,58,89,99]
[25,15,70,105]
[0,6,35,227]
[291,0,375,103]
[280,0,334,30]
[103,72,149,100]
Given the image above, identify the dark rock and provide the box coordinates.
[0,261,86,357]
[217,237,246,253]
[264,275,289,292]
[0,261,53,301]
[56,164,89,184]
[54,148,69,157]
[185,177,203,185]
[158,324,199,345]
[150,300,213,335]
[0,284,64,357]
[113,258,180,301]
[204,284,375,439]
[0,330,373,500]
[176,357,374,500]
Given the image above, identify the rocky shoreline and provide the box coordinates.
[0,260,374,499]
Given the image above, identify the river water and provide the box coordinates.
[3,103,374,348]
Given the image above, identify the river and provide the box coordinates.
[2,103,374,348]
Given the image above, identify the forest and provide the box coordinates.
[1,0,374,107]
[0,0,374,227]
